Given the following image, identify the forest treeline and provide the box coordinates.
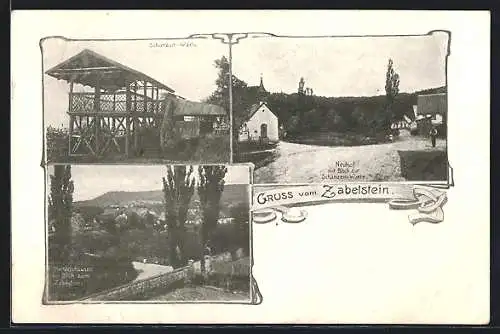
[204,56,446,137]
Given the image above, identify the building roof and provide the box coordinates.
[170,98,227,117]
[235,102,276,128]
[416,93,447,116]
[45,49,175,92]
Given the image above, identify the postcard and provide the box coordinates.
[11,10,490,324]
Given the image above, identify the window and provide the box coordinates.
[184,116,196,122]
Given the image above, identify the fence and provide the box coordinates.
[70,92,162,114]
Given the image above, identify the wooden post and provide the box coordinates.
[125,80,131,158]
[143,81,148,113]
[155,87,159,113]
[133,82,139,154]
[94,76,101,157]
[68,80,74,155]
[134,82,137,112]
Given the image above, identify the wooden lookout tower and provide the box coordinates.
[45,49,176,159]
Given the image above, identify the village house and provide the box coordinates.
[412,93,447,136]
[238,102,279,143]
[236,76,279,143]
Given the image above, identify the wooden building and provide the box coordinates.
[165,98,227,139]
[415,93,447,136]
[45,49,176,158]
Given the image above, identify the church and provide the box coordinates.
[237,76,279,143]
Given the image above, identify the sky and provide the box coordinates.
[232,32,448,97]
[42,37,227,127]
[47,165,251,201]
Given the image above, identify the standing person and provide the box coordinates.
[429,126,438,148]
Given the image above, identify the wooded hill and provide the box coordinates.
[74,184,249,211]
[262,86,447,135]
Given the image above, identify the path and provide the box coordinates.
[254,134,446,184]
[132,261,174,281]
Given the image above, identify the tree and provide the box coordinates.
[228,203,250,256]
[197,165,227,276]
[48,165,74,262]
[205,56,248,109]
[204,56,250,161]
[159,97,181,153]
[383,59,400,132]
[352,106,367,133]
[162,165,195,268]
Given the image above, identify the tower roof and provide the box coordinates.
[257,74,267,98]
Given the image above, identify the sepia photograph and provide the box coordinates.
[42,37,231,164]
[231,32,449,184]
[11,9,491,324]
[45,164,252,303]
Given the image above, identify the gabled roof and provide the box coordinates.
[235,102,276,128]
[45,49,175,92]
[168,98,227,117]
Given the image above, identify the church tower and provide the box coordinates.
[256,73,268,102]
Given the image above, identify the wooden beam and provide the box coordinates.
[143,80,148,112]
[135,83,157,88]
[51,66,120,72]
[68,80,74,112]
[154,87,160,113]
[125,80,131,158]
[133,82,137,113]
[94,77,101,156]
[133,82,139,154]
[67,79,74,155]
[51,70,122,79]
[67,111,135,117]
[68,115,74,155]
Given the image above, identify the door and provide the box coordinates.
[260,123,268,139]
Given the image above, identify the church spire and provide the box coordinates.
[257,73,267,103]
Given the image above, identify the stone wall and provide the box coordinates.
[81,266,191,301]
[79,250,248,301]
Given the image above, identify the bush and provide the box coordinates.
[210,221,249,257]
[75,206,105,223]
[47,251,138,301]
[398,150,448,181]
[191,134,230,163]
[46,126,69,162]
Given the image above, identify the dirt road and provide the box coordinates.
[254,135,446,184]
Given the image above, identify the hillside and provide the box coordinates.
[233,85,447,136]
[414,86,447,96]
[74,184,249,209]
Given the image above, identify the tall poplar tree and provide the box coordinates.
[162,165,196,268]
[197,165,227,276]
[48,165,74,262]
